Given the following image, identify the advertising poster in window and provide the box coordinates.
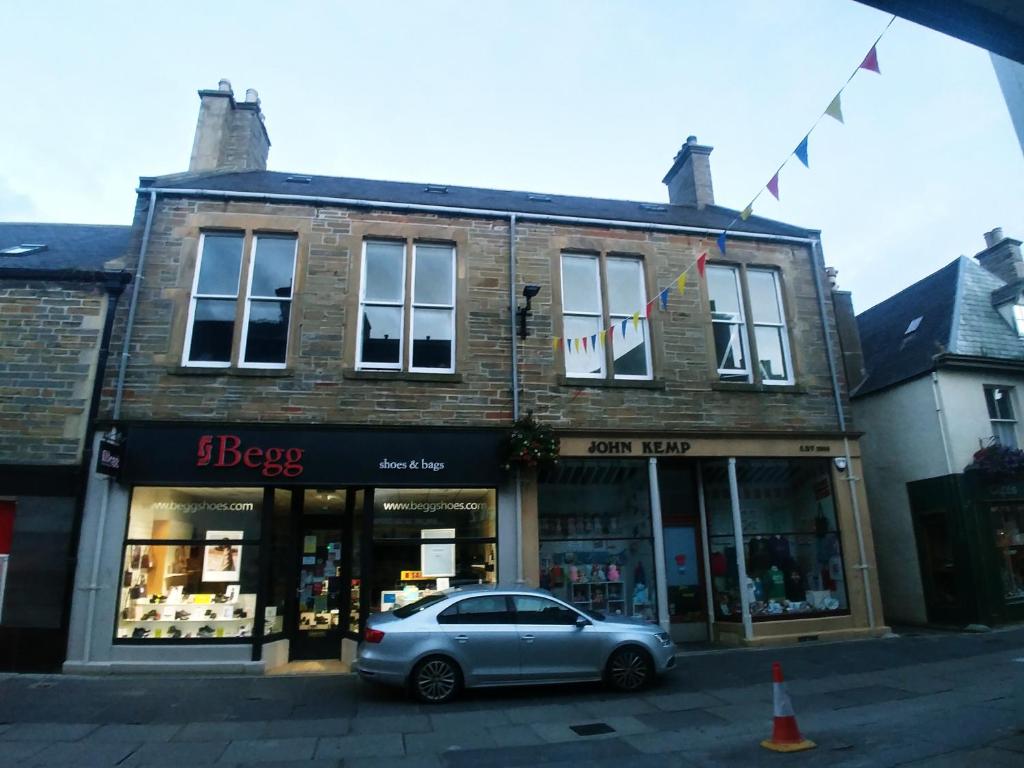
[421,528,455,577]
[202,530,243,582]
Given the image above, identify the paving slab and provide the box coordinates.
[263,718,350,738]
[350,713,431,735]
[217,737,317,764]
[346,756,441,768]
[645,691,728,711]
[902,746,1024,767]
[440,736,644,768]
[121,740,230,766]
[28,740,140,767]
[0,721,99,741]
[85,723,184,742]
[488,723,547,748]
[175,721,270,741]
[635,708,728,731]
[429,709,512,730]
[0,741,49,766]
[405,726,500,754]
[575,696,659,718]
[505,703,591,725]
[314,732,406,760]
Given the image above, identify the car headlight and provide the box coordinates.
[655,632,672,647]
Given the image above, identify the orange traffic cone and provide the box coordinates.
[761,661,816,752]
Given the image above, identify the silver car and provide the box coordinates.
[354,585,676,703]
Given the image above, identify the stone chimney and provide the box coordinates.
[662,136,714,208]
[975,227,1024,284]
[830,273,867,393]
[188,79,271,174]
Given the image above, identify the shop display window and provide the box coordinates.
[369,488,497,613]
[371,540,497,613]
[117,487,261,641]
[373,488,496,539]
[992,502,1024,602]
[538,460,657,621]
[704,459,849,621]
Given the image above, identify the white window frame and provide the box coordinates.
[748,267,794,386]
[182,231,244,369]
[238,234,298,370]
[606,255,653,381]
[409,243,456,374]
[561,253,606,379]
[356,240,457,373]
[985,385,1019,448]
[355,240,407,371]
[707,265,752,382]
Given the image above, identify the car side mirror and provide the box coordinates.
[575,616,590,629]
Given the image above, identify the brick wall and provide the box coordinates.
[0,280,108,464]
[99,194,851,434]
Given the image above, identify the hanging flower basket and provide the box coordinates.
[502,412,560,471]
[966,444,1024,479]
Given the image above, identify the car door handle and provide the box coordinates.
[521,634,535,643]
[455,634,469,643]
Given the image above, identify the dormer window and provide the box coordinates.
[1013,304,1024,336]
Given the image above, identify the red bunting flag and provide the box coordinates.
[646,300,653,319]
[859,45,880,74]
[582,336,588,352]
[697,252,707,278]
[767,173,780,201]
[608,324,615,344]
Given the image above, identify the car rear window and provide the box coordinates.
[392,593,449,618]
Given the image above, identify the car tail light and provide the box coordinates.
[364,627,385,644]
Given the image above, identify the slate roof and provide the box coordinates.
[146,170,816,239]
[855,256,1024,398]
[0,222,132,274]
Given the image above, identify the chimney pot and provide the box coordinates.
[245,88,260,104]
[985,227,1005,248]
[218,78,233,93]
[686,135,698,144]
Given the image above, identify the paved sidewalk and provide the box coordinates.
[1,626,1022,767]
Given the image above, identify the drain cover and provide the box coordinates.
[570,722,616,736]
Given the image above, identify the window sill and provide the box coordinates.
[343,369,463,383]
[558,376,665,390]
[710,381,806,394]
[167,366,293,378]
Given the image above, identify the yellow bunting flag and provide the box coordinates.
[740,204,753,221]
[677,274,687,295]
[552,337,560,351]
[574,338,580,353]
[599,329,606,346]
[825,94,844,123]
[631,311,640,331]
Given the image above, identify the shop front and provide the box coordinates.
[908,471,1024,627]
[65,423,509,674]
[530,434,886,647]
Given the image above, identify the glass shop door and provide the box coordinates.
[658,463,709,643]
[289,489,349,661]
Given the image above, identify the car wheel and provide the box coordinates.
[606,646,653,692]
[411,656,462,704]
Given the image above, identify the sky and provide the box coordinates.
[1,0,1021,312]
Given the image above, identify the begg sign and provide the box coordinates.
[196,435,305,478]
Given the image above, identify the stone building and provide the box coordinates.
[0,223,130,670]
[63,80,885,674]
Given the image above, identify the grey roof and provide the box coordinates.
[855,256,1024,398]
[0,222,132,274]
[146,170,816,239]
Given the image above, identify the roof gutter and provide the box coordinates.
[135,185,819,245]
[0,268,131,286]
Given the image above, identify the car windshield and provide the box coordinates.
[392,593,449,618]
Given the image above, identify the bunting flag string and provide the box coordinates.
[556,16,895,357]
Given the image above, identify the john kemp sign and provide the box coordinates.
[120,424,503,487]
